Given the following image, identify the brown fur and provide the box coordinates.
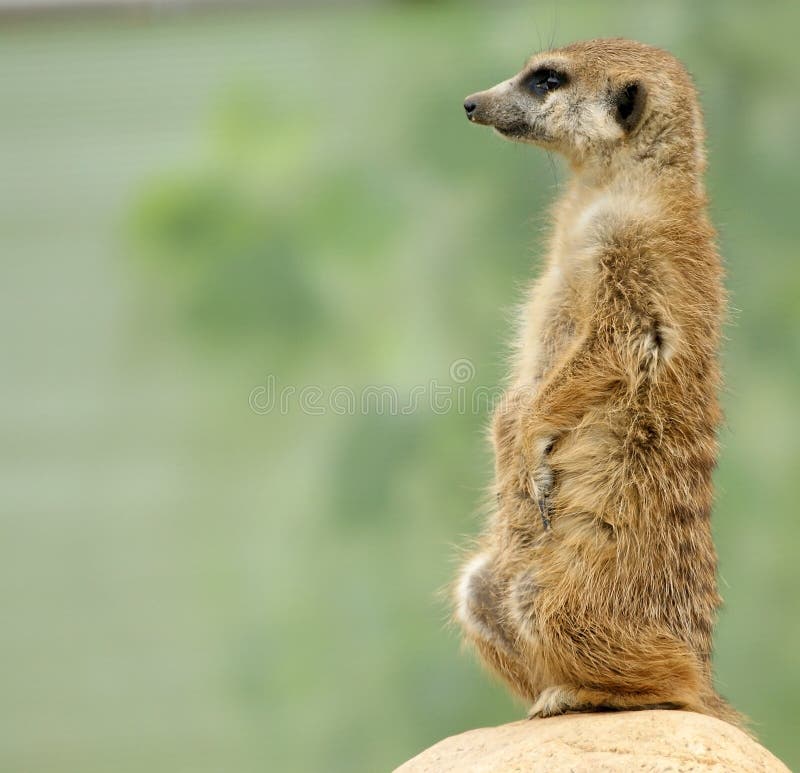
[454,39,746,728]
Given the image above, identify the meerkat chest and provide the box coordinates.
[553,186,656,281]
[515,187,658,388]
[517,187,654,386]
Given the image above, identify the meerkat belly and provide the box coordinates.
[507,192,657,526]
[547,413,626,525]
[492,263,580,484]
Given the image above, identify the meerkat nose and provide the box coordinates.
[464,99,478,119]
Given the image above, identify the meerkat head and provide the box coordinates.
[464,38,703,172]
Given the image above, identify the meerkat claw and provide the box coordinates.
[537,497,551,529]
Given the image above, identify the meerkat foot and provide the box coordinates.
[529,685,688,718]
[528,686,592,718]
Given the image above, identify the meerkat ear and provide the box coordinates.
[615,81,647,133]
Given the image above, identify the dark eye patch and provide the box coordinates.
[526,68,568,97]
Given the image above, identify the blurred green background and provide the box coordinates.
[1,1,798,771]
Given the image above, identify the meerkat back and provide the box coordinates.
[454,38,746,729]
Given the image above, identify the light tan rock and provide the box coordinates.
[394,710,790,773]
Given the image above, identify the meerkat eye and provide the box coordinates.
[526,68,567,97]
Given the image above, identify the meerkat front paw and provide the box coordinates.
[518,435,555,529]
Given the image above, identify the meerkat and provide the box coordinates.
[454,38,746,727]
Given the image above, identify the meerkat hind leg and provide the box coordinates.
[456,554,538,702]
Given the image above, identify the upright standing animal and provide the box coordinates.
[454,38,744,726]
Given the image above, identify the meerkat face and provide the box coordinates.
[464,44,651,164]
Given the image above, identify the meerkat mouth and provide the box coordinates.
[494,122,554,145]
[494,122,529,139]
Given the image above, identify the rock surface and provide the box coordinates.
[394,710,790,773]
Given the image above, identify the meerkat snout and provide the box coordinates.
[462,91,492,124]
